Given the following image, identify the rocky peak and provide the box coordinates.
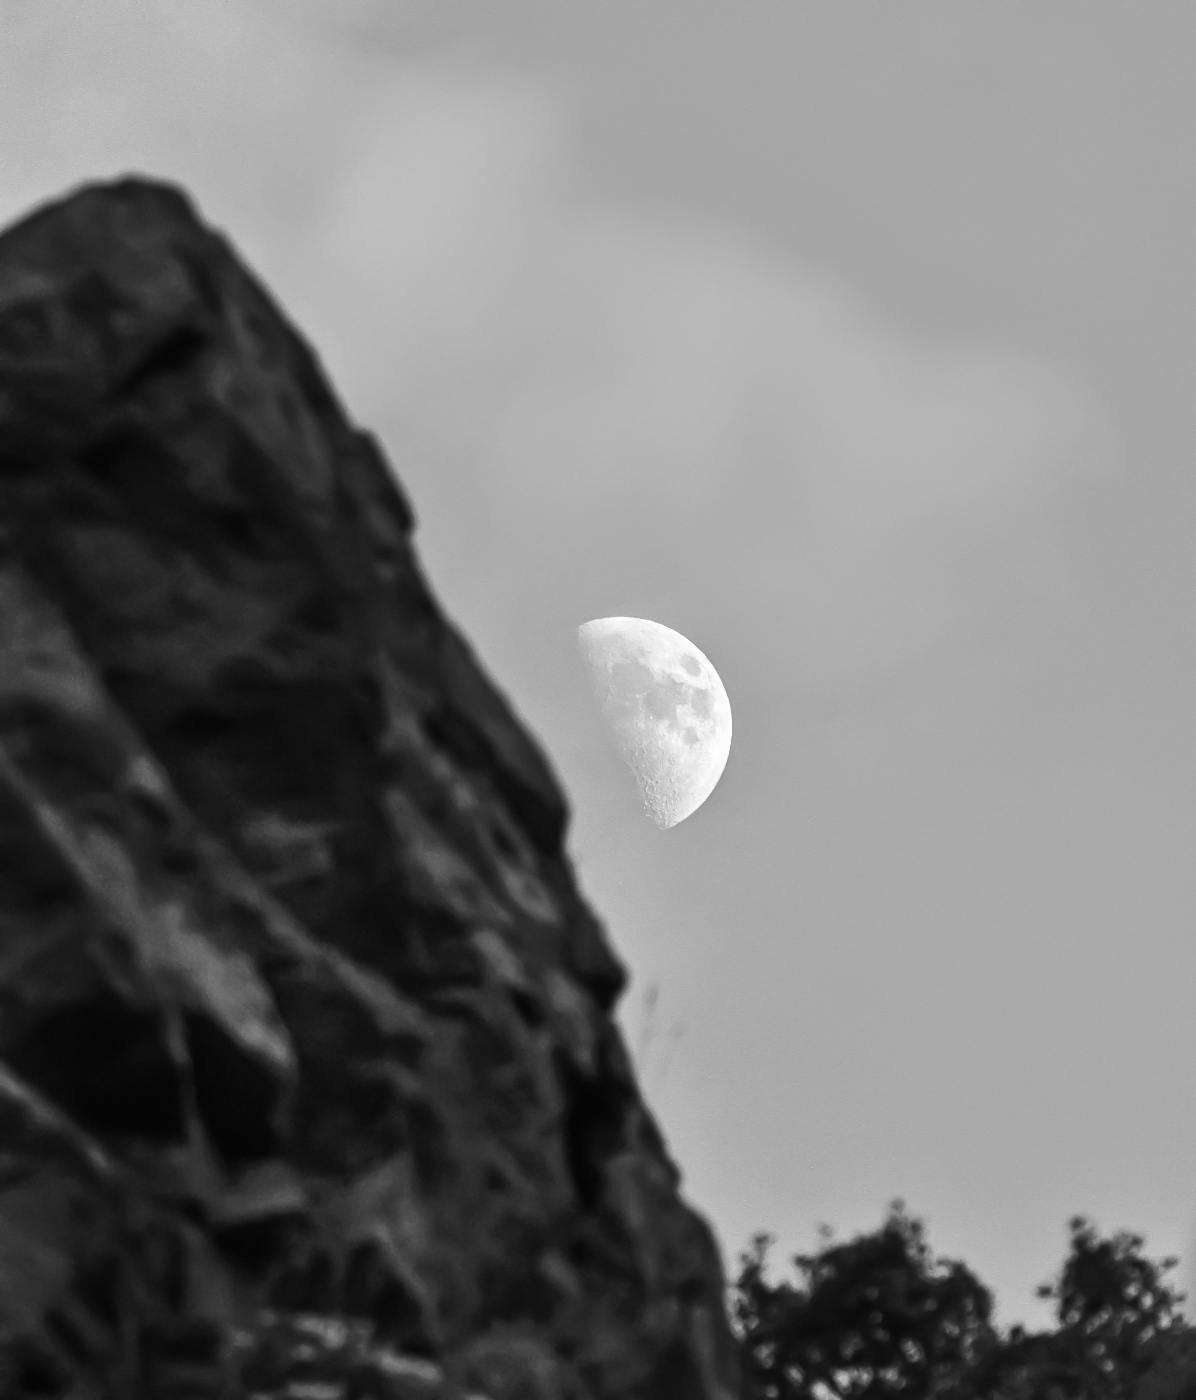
[0,178,741,1400]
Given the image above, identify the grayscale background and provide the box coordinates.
[3,0,1194,1335]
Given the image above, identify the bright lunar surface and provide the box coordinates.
[577,616,732,829]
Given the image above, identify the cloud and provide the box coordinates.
[288,55,1113,702]
[0,0,1115,705]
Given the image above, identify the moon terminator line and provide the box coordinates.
[577,616,732,829]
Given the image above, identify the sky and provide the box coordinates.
[3,0,1196,1336]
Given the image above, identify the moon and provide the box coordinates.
[576,616,732,829]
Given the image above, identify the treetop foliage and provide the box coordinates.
[730,1203,1195,1400]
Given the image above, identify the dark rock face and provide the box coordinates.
[0,179,741,1400]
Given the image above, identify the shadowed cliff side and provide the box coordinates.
[0,177,741,1400]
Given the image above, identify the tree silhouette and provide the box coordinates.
[1021,1215,1189,1400]
[730,1207,1196,1400]
[730,1200,997,1398]
[1134,1326,1196,1400]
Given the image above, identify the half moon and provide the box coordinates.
[576,616,732,829]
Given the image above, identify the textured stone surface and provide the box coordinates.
[0,178,741,1400]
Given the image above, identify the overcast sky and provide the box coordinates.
[5,0,1196,1336]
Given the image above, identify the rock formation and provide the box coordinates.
[0,178,742,1400]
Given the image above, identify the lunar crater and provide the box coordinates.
[577,616,732,829]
